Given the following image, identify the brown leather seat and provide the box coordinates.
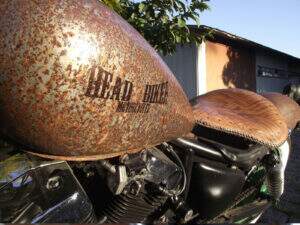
[191,89,288,147]
[262,92,300,130]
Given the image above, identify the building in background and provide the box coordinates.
[162,26,300,100]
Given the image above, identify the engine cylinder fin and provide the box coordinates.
[116,196,154,211]
[102,190,167,223]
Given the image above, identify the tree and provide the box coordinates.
[100,0,210,55]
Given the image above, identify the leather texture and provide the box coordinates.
[262,92,300,130]
[191,88,288,147]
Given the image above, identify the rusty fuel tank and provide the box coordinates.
[0,0,194,161]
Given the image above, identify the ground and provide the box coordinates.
[260,131,300,223]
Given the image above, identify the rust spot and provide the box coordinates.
[15,41,22,49]
[43,69,49,75]
[51,36,62,48]
[60,49,67,56]
[67,32,74,37]
[0,0,194,161]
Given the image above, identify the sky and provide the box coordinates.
[195,0,300,58]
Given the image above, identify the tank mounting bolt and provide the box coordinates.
[46,176,61,190]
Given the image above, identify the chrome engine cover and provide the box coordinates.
[0,152,95,223]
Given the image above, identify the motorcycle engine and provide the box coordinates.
[92,145,185,223]
[0,141,185,223]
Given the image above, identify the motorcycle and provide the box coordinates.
[0,0,299,223]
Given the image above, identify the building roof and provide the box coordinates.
[190,25,300,62]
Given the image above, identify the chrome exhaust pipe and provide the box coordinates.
[266,140,290,200]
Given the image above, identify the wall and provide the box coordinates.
[288,60,300,73]
[256,76,299,93]
[255,50,300,93]
[162,41,300,98]
[256,49,289,70]
[161,44,198,99]
[205,41,256,92]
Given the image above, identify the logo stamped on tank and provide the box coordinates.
[85,66,168,113]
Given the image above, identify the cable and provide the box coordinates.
[161,142,187,196]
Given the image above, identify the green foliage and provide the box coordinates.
[100,0,210,55]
